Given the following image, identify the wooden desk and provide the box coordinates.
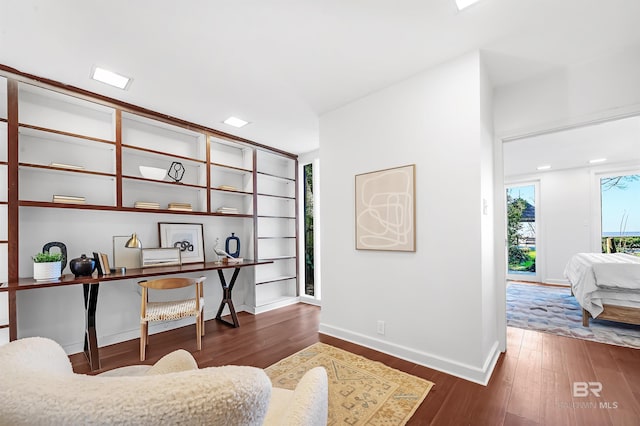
[1,260,272,370]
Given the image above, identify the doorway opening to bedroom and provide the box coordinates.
[599,172,640,256]
[506,183,539,281]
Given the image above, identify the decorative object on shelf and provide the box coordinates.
[158,222,205,264]
[168,202,192,211]
[355,164,416,252]
[42,241,67,272]
[225,232,241,258]
[32,252,63,281]
[216,206,239,214]
[213,237,232,261]
[167,161,185,182]
[52,194,86,204]
[69,254,96,277]
[138,165,167,181]
[125,233,142,249]
[141,248,182,268]
[134,201,160,209]
[113,236,142,270]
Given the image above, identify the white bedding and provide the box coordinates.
[564,253,640,318]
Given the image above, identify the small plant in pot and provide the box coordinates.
[32,252,63,281]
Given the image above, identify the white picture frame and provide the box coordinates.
[158,222,205,264]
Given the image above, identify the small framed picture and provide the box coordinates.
[158,223,205,264]
[141,248,182,268]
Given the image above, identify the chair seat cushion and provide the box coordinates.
[143,297,204,322]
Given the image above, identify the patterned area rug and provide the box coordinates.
[265,342,434,425]
[507,282,640,349]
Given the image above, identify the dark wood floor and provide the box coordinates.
[70,303,640,425]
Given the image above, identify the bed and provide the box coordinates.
[564,252,640,326]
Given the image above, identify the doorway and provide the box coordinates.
[506,182,539,282]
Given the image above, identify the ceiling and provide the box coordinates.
[503,115,640,178]
[2,0,640,155]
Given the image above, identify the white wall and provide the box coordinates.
[505,168,592,284]
[494,45,640,138]
[319,51,500,384]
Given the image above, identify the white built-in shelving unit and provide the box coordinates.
[0,67,299,341]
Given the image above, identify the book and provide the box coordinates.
[93,252,104,275]
[53,195,86,204]
[100,253,111,275]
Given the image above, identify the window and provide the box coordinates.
[600,173,640,256]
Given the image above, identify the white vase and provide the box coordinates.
[33,261,62,281]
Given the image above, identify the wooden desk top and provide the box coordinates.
[0,260,273,292]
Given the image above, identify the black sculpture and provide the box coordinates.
[167,161,185,182]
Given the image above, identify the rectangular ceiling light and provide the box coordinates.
[536,165,551,171]
[91,67,131,90]
[223,116,249,128]
[589,158,607,164]
[455,0,481,11]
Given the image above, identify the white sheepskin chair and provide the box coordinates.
[0,337,328,426]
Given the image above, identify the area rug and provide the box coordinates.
[507,282,640,349]
[265,342,434,425]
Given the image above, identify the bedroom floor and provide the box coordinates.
[507,280,640,349]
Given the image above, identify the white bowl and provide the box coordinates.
[139,166,167,181]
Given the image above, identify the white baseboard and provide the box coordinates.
[319,323,501,386]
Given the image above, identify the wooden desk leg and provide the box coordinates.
[83,283,100,370]
[215,268,241,328]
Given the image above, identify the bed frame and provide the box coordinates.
[582,304,640,327]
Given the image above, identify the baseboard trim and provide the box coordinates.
[319,323,501,386]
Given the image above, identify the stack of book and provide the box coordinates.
[134,201,160,209]
[216,206,239,214]
[168,202,192,211]
[217,185,238,191]
[92,252,111,275]
[50,162,85,170]
[52,195,86,204]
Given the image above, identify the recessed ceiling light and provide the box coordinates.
[455,0,481,11]
[91,66,131,90]
[537,165,552,171]
[589,158,607,164]
[223,116,249,128]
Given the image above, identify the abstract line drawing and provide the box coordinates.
[355,164,416,251]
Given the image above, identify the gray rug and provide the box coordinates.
[506,282,640,349]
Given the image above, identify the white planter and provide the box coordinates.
[33,261,62,281]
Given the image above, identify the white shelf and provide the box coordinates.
[122,147,206,187]
[18,167,116,206]
[210,136,254,170]
[19,126,116,174]
[18,83,115,141]
[121,111,206,161]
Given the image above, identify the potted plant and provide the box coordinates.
[32,252,63,281]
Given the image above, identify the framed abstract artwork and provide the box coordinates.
[355,164,416,251]
[158,222,205,263]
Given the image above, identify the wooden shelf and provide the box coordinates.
[211,162,253,174]
[19,163,115,178]
[19,123,115,145]
[256,275,297,286]
[122,175,207,190]
[123,144,206,164]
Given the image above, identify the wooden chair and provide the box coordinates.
[138,276,206,361]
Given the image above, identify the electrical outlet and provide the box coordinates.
[377,320,385,335]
